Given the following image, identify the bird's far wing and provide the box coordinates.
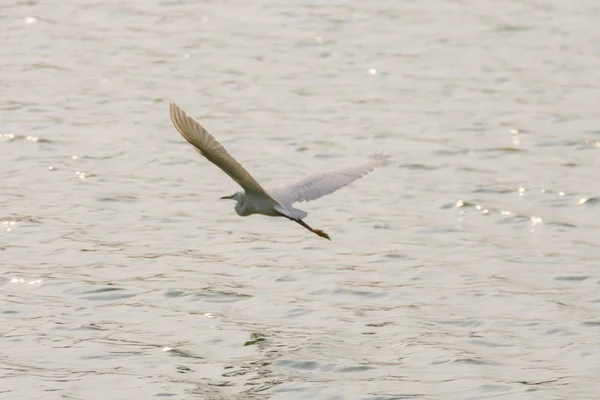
[268,154,387,207]
[169,103,266,194]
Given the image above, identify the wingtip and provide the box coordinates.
[169,102,189,127]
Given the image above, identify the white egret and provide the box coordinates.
[169,103,386,240]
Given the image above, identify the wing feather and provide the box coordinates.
[268,155,387,207]
[169,103,266,194]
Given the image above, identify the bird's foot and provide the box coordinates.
[313,229,331,240]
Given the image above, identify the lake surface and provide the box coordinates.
[2,0,600,399]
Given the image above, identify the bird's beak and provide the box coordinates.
[220,195,233,200]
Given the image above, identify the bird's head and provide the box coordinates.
[220,192,243,202]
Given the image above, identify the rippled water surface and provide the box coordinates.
[2,1,600,399]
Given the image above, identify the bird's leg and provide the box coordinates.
[291,218,331,240]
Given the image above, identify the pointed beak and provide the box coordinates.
[220,195,233,200]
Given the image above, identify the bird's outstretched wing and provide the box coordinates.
[268,154,387,207]
[169,103,266,194]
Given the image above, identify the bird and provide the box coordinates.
[169,103,386,240]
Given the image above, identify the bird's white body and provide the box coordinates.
[169,103,386,240]
[229,191,279,217]
[230,190,307,219]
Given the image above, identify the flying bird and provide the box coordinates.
[169,103,386,240]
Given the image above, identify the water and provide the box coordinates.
[2,0,600,399]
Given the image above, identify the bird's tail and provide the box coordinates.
[291,208,308,219]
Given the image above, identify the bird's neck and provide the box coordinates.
[234,194,247,216]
